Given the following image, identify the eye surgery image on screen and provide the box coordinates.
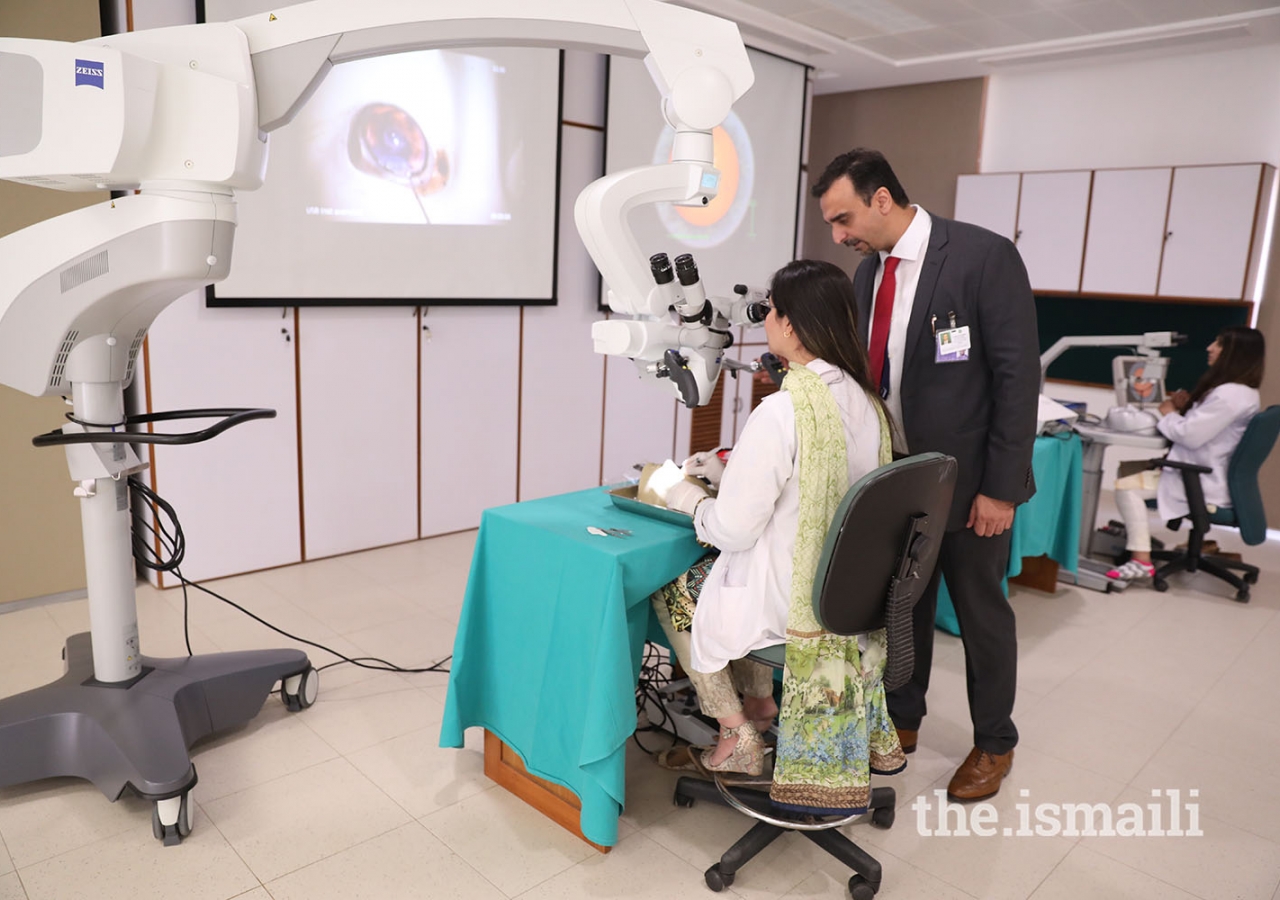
[205,31,562,305]
[603,47,807,311]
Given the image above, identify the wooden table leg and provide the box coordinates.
[483,730,611,853]
[1009,555,1060,593]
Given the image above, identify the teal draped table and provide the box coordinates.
[438,487,705,847]
[935,432,1083,635]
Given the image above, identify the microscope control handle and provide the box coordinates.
[662,349,700,409]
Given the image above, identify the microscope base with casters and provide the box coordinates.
[0,632,313,846]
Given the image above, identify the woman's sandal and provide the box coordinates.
[700,722,765,776]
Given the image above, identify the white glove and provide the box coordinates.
[682,449,726,488]
[663,479,709,516]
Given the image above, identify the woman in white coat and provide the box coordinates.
[650,259,888,775]
[1108,326,1266,581]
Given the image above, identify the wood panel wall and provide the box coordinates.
[802,78,986,278]
[0,1,107,603]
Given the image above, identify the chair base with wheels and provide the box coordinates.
[673,776,895,899]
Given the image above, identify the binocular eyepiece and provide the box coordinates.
[736,284,770,325]
[649,253,674,285]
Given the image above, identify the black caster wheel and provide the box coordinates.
[871,805,895,828]
[1235,588,1250,603]
[674,793,695,808]
[848,874,878,899]
[704,864,734,891]
[1153,579,1169,593]
[152,790,194,846]
[1244,571,1259,585]
[281,666,319,712]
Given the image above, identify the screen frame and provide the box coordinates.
[596,44,811,313]
[198,0,567,308]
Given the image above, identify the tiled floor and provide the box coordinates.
[1,516,1278,900]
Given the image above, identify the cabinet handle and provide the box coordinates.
[280,327,291,343]
[1014,229,1022,242]
[1165,231,1173,241]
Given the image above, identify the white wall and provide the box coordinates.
[981,44,1280,173]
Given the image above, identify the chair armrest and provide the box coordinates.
[1149,459,1212,475]
[1150,460,1211,532]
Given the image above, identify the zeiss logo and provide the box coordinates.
[75,59,105,89]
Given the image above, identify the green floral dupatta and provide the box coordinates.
[769,364,905,814]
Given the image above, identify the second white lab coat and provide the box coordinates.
[688,359,884,674]
[1155,382,1260,520]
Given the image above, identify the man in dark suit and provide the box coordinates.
[813,149,1040,801]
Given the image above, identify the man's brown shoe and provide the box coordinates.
[946,748,1013,801]
[896,727,918,754]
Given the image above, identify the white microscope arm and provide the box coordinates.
[0,0,753,406]
[1039,331,1184,390]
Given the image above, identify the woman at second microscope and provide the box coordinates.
[650,258,894,776]
[1107,326,1265,582]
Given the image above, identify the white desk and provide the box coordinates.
[1066,422,1169,592]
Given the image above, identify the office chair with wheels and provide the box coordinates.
[672,452,957,899]
[1147,405,1280,602]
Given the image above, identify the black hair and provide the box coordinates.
[1184,326,1266,410]
[811,148,909,207]
[769,259,881,405]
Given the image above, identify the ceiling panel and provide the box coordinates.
[710,0,1280,93]
[1059,0,1148,33]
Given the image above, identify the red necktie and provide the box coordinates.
[867,256,900,393]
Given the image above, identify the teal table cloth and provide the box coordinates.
[935,432,1083,635]
[438,487,705,847]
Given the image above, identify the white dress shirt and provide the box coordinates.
[687,359,884,673]
[870,206,932,452]
[1156,382,1260,520]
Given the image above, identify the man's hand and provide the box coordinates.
[967,493,1015,537]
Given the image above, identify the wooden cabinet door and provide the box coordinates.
[1081,168,1172,296]
[1159,164,1263,299]
[954,173,1020,242]
[144,293,301,583]
[1015,171,1091,292]
[299,306,418,559]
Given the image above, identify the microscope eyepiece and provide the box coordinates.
[745,301,770,325]
[674,253,700,287]
[649,253,673,285]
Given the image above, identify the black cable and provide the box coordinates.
[632,641,682,755]
[125,478,449,675]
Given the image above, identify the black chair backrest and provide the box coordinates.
[812,452,956,635]
[1227,405,1280,546]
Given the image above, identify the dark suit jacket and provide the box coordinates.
[853,214,1040,531]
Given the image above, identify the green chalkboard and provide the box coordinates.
[1037,294,1252,390]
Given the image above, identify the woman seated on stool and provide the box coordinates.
[1108,326,1265,581]
[650,259,890,775]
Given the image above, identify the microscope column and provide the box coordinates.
[71,379,142,684]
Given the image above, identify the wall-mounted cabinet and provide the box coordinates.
[1080,167,1171,296]
[1014,171,1092,292]
[955,163,1274,301]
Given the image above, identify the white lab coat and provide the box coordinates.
[1155,382,1260,520]
[688,359,884,673]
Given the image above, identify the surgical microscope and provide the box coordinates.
[0,0,756,843]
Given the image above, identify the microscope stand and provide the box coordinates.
[0,632,312,845]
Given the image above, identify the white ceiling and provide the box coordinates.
[680,0,1280,93]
